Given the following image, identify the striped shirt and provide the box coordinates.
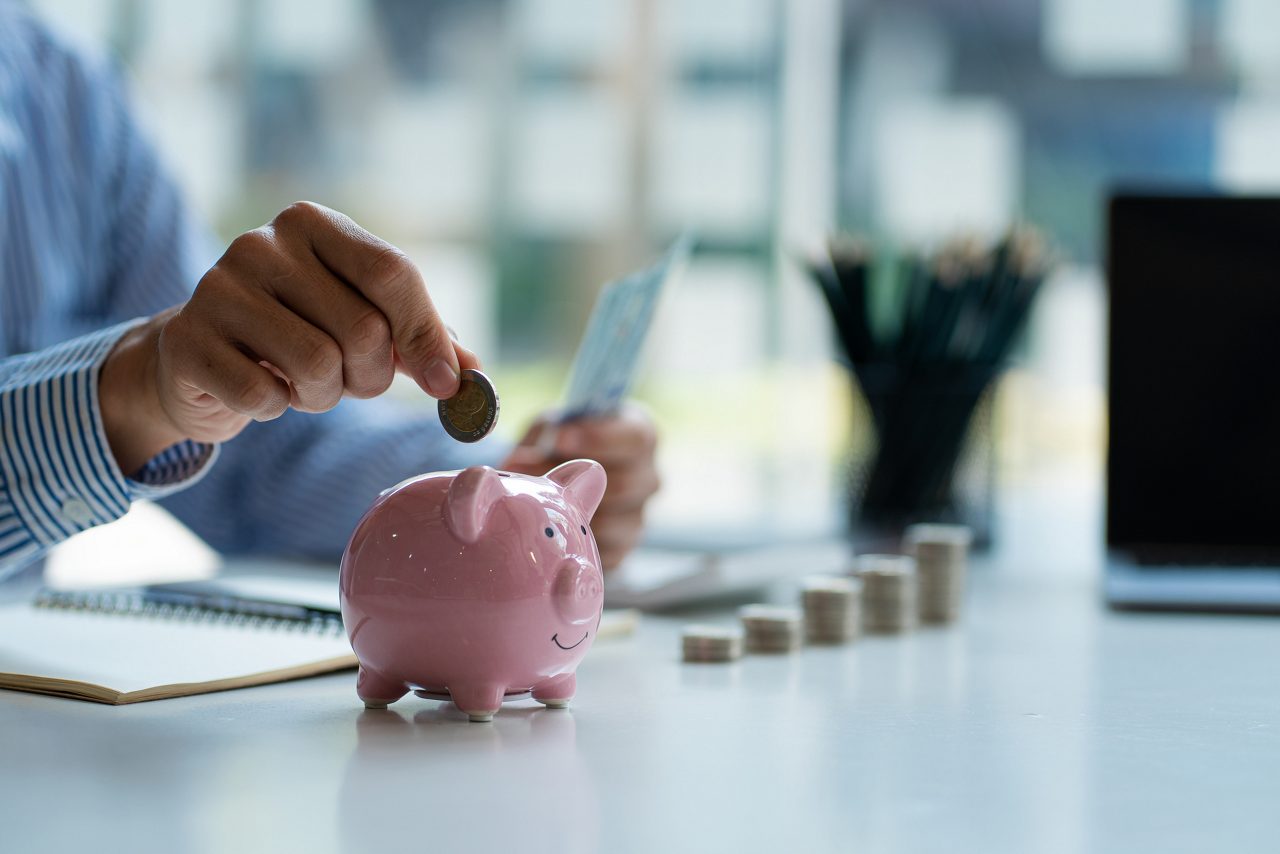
[0,6,495,579]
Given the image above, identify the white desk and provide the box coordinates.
[2,563,1278,854]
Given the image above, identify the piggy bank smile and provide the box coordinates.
[551,632,588,650]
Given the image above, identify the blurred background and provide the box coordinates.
[27,0,1280,560]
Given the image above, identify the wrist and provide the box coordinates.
[99,314,187,476]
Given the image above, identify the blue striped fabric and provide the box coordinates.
[0,321,218,568]
[0,5,499,579]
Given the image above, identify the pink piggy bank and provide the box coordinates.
[339,460,607,722]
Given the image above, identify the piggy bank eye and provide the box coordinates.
[544,527,554,538]
[580,525,587,535]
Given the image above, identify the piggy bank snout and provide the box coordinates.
[552,559,602,625]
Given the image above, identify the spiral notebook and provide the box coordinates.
[0,584,357,705]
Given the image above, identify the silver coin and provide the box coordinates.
[904,523,973,549]
[738,604,802,623]
[438,368,500,443]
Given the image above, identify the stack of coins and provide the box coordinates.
[800,575,862,645]
[680,625,744,663]
[857,554,918,633]
[905,524,972,623]
[738,604,803,654]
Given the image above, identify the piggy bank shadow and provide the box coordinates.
[338,702,599,854]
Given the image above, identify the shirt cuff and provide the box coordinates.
[0,319,218,551]
[126,440,219,500]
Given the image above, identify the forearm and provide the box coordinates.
[0,322,217,579]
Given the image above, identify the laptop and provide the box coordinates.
[1105,192,1280,611]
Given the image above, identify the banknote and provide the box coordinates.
[560,233,693,420]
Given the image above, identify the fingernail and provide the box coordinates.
[424,358,459,398]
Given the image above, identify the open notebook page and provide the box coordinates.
[0,603,355,704]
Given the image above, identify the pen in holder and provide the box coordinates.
[806,229,1052,549]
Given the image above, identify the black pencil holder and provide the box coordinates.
[843,364,997,550]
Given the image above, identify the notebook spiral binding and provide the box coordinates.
[33,589,345,637]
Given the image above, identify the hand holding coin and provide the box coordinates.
[100,202,484,473]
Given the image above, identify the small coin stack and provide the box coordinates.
[680,625,744,663]
[905,524,972,624]
[800,575,862,645]
[738,604,803,654]
[856,554,918,634]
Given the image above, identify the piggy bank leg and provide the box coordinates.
[449,683,505,722]
[532,673,575,709]
[357,666,408,709]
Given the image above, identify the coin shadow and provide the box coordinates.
[734,651,803,696]
[677,661,742,693]
[795,641,860,699]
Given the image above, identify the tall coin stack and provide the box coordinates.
[800,576,862,645]
[738,605,803,654]
[856,555,918,633]
[905,524,972,623]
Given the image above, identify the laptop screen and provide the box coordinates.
[1107,194,1280,563]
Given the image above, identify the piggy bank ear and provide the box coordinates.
[445,466,505,544]
[546,459,607,521]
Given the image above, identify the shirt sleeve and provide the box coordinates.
[0,321,217,579]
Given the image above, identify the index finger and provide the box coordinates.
[272,201,465,399]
